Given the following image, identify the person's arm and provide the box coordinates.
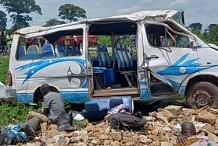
[42,96,51,116]
[176,134,187,145]
[41,108,49,115]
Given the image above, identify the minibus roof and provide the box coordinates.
[15,10,182,36]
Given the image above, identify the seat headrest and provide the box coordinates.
[110,98,123,108]
[85,101,100,112]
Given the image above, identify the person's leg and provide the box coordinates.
[22,117,40,140]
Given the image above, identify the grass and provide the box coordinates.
[0,56,41,127]
[0,56,9,85]
[0,104,41,126]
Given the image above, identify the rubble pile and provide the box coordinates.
[26,105,218,146]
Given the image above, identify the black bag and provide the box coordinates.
[109,112,147,131]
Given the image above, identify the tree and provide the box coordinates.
[43,19,66,27]
[188,23,202,32]
[0,10,7,29]
[0,0,42,31]
[58,4,87,22]
[203,24,218,46]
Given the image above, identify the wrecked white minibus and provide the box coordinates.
[7,10,218,108]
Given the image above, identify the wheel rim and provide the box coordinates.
[193,90,213,108]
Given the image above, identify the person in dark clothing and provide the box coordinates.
[176,121,215,146]
[40,83,76,132]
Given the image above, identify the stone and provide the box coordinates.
[158,109,174,120]
[111,141,120,146]
[160,133,170,142]
[139,135,152,144]
[46,129,59,139]
[99,134,110,140]
[91,139,98,145]
[196,110,217,125]
[161,142,173,146]
[203,123,215,133]
[104,140,111,145]
[110,131,122,141]
[164,105,183,116]
[25,142,42,146]
[162,127,172,132]
[73,142,87,146]
[125,141,135,146]
[209,108,218,115]
[208,133,218,143]
[151,127,160,136]
[48,124,58,130]
[215,118,218,129]
[40,122,47,133]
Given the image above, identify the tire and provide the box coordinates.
[187,82,218,109]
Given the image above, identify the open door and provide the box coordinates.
[142,22,198,97]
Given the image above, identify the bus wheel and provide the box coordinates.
[187,82,218,109]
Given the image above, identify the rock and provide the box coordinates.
[151,127,160,136]
[196,110,217,125]
[164,105,183,116]
[52,135,67,145]
[203,123,215,133]
[46,129,59,139]
[162,126,172,132]
[48,124,58,130]
[208,133,218,143]
[91,139,98,145]
[111,141,120,146]
[99,134,110,140]
[160,133,169,142]
[158,109,174,120]
[104,140,111,145]
[40,122,47,133]
[139,135,152,144]
[209,108,218,114]
[215,118,218,129]
[25,142,42,146]
[72,142,87,146]
[110,131,122,141]
[161,142,173,146]
[125,141,135,146]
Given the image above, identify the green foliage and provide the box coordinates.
[203,25,218,46]
[188,23,202,32]
[0,0,42,31]
[58,4,87,22]
[97,35,112,47]
[191,23,218,46]
[0,104,40,126]
[0,10,7,29]
[0,56,9,85]
[43,18,66,27]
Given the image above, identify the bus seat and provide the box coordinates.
[97,45,105,67]
[125,46,134,68]
[102,45,111,67]
[81,101,107,122]
[26,45,41,59]
[42,44,55,58]
[121,44,130,68]
[17,44,26,60]
[115,44,134,87]
[98,45,115,86]
[115,44,125,69]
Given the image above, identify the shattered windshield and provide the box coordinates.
[171,11,185,26]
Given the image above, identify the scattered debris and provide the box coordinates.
[24,105,218,146]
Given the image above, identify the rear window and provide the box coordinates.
[16,29,84,60]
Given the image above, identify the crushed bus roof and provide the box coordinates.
[15,10,180,35]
